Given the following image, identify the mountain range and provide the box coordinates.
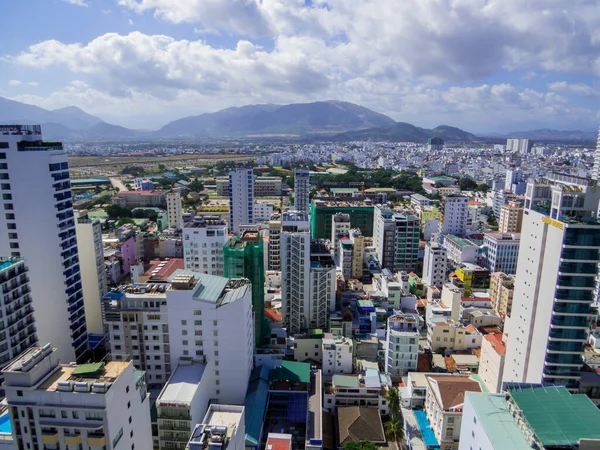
[0,96,596,143]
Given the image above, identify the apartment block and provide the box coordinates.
[166,191,183,229]
[183,216,227,276]
[331,213,351,260]
[423,241,447,288]
[373,206,420,273]
[385,313,419,377]
[324,372,391,417]
[504,175,600,390]
[0,125,87,363]
[294,169,311,214]
[481,232,520,275]
[322,335,353,377]
[229,169,254,234]
[499,200,523,233]
[443,234,478,265]
[115,190,166,207]
[439,194,469,237]
[489,272,514,317]
[0,258,37,389]
[478,334,506,393]
[186,405,245,450]
[267,219,281,271]
[3,344,152,450]
[425,375,482,450]
[75,210,108,334]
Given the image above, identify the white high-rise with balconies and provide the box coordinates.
[166,190,183,229]
[0,125,88,363]
[281,212,311,334]
[439,194,469,237]
[592,126,600,181]
[503,174,600,391]
[229,168,254,233]
[183,216,228,276]
[423,241,447,288]
[294,169,311,214]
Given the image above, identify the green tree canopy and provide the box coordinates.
[459,177,478,191]
[121,166,145,177]
[116,217,135,226]
[106,204,133,219]
[343,441,378,450]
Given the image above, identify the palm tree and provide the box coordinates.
[384,416,405,444]
[386,387,400,419]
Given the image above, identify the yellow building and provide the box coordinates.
[421,206,442,223]
[489,271,514,317]
[499,200,523,233]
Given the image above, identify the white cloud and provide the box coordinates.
[8,80,21,86]
[63,0,88,7]
[7,1,600,130]
[28,81,39,87]
[128,19,134,25]
[548,81,596,97]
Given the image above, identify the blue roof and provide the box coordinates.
[104,291,125,300]
[414,410,439,448]
[244,366,270,446]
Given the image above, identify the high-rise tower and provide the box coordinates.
[503,174,600,390]
[0,125,88,363]
[229,168,254,233]
[294,168,310,214]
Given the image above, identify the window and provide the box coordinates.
[182,340,188,346]
[181,320,187,325]
[126,385,130,393]
[194,310,201,315]
[194,320,201,326]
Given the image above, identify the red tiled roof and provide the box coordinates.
[266,436,291,450]
[484,334,506,356]
[264,308,282,322]
[144,258,185,280]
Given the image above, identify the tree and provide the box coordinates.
[188,179,204,192]
[121,166,145,177]
[386,387,401,419]
[487,212,498,227]
[116,217,135,226]
[459,177,478,191]
[384,416,405,444]
[106,204,133,219]
[476,182,489,193]
[343,441,378,450]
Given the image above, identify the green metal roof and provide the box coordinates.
[445,234,477,248]
[72,362,104,377]
[268,361,310,384]
[466,393,530,450]
[332,375,359,388]
[509,385,600,447]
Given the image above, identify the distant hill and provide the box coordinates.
[156,101,396,137]
[506,129,598,142]
[332,122,476,143]
[0,97,103,130]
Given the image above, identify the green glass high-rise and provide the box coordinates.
[224,230,267,347]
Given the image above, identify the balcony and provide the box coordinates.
[41,432,59,445]
[87,433,107,446]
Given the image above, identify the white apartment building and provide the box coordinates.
[3,344,152,450]
[373,206,420,273]
[166,272,254,406]
[427,321,481,353]
[504,175,600,391]
[324,372,390,417]
[75,210,107,334]
[294,169,311,214]
[183,216,228,276]
[423,241,447,288]
[0,125,87,363]
[425,375,482,450]
[229,169,254,233]
[442,234,478,265]
[253,201,274,222]
[281,212,311,334]
[166,191,183,229]
[322,335,353,377]
[593,126,600,181]
[385,314,419,377]
[268,219,281,271]
[481,232,520,275]
[331,213,351,260]
[478,334,506,393]
[308,241,337,330]
[0,258,38,387]
[186,405,245,450]
[102,283,171,388]
[156,360,212,450]
[439,194,469,237]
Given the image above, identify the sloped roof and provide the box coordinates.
[428,376,481,410]
[268,361,310,384]
[337,407,386,445]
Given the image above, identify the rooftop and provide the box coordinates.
[337,406,385,445]
[508,384,600,447]
[466,393,530,450]
[484,334,506,356]
[118,190,165,196]
[0,258,23,272]
[158,361,206,405]
[427,376,482,410]
[266,434,292,450]
[268,361,310,384]
[143,258,185,281]
[444,234,478,248]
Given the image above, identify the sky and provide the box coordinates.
[1,0,599,133]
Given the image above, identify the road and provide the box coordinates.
[109,177,128,192]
